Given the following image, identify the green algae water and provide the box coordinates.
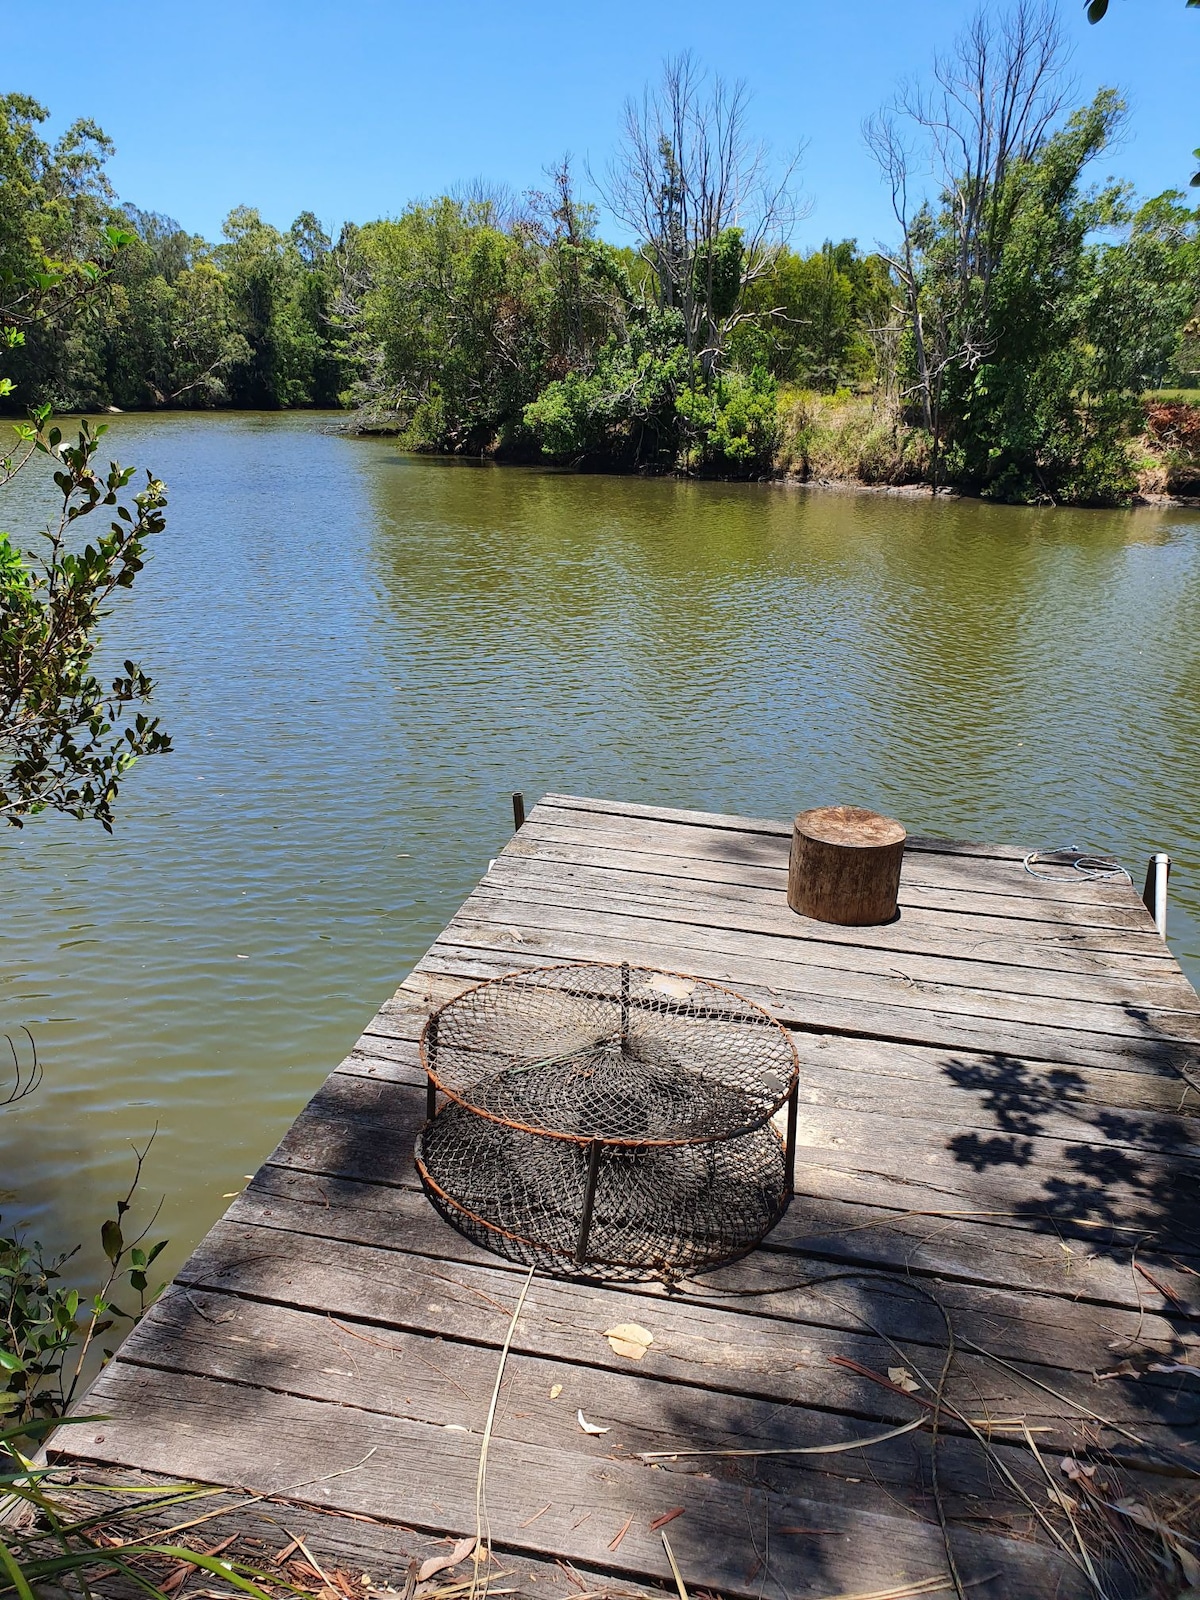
[2,410,1198,1283]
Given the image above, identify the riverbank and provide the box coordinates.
[777,388,1200,505]
[332,388,1200,508]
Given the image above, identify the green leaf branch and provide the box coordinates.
[1,1135,168,1440]
[1,418,170,829]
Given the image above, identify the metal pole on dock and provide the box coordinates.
[512,792,526,831]
[425,1014,439,1120]
[784,1080,799,1188]
[576,1138,603,1264]
[1142,853,1171,938]
[620,960,630,1054]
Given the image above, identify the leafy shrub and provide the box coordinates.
[1,1139,167,1449]
[676,367,780,475]
[522,370,618,461]
[522,308,690,468]
[1052,439,1140,507]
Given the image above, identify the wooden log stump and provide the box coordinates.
[788,805,906,926]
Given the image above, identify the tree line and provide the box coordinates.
[2,1,1199,505]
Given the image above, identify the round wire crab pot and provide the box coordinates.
[414,961,800,1281]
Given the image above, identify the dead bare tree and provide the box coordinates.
[864,1,1075,485]
[909,2,1072,301]
[600,51,805,376]
[863,112,934,430]
[449,177,533,234]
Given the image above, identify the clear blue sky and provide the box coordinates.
[6,0,1198,251]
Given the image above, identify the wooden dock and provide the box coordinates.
[53,794,1200,1598]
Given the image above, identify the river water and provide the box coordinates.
[2,410,1198,1282]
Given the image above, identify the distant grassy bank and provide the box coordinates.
[770,390,1200,503]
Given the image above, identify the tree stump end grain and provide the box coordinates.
[788,805,906,926]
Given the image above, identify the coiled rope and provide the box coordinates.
[1023,846,1132,884]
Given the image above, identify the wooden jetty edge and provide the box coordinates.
[48,794,1200,1598]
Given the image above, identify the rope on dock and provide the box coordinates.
[1023,847,1132,884]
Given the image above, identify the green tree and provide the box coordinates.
[917,94,1194,502]
[1,104,171,825]
[865,4,1198,503]
[86,213,251,408]
[215,206,337,407]
[361,197,548,451]
[0,93,127,411]
[0,419,170,827]
[734,241,890,390]
[533,159,636,382]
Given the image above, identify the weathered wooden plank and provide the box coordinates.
[444,892,1200,1039]
[368,1038,1200,1282]
[538,792,799,837]
[527,802,1153,913]
[144,1213,1195,1458]
[469,868,1197,1008]
[537,794,1034,862]
[105,1282,1189,1546]
[514,821,1166,937]
[239,1161,1200,1381]
[433,977,1196,1116]
[320,1056,1200,1219]
[781,1162,1200,1307]
[72,1362,1092,1599]
[418,930,1200,1079]
[340,1013,1200,1163]
[491,848,1180,976]
[351,1010,1200,1128]
[261,1075,1200,1315]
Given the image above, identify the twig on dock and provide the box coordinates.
[637,1417,925,1461]
[471,1264,535,1600]
[659,1532,689,1600]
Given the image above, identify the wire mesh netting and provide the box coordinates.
[416,1105,789,1279]
[421,961,796,1143]
[414,961,799,1280]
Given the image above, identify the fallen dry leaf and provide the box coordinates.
[607,1515,634,1552]
[887,1366,920,1394]
[1046,1487,1079,1513]
[647,973,695,1000]
[417,1537,477,1583]
[1094,1360,1139,1381]
[1176,1542,1200,1588]
[605,1323,654,1360]
[577,1409,610,1435]
[550,1383,563,1399]
[1108,1497,1184,1537]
